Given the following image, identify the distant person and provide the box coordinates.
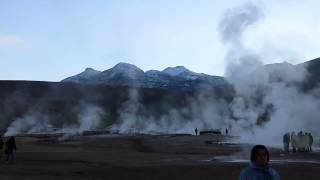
[195,128,198,136]
[304,132,310,152]
[239,145,280,180]
[5,136,17,162]
[308,133,313,152]
[225,128,229,136]
[291,131,296,153]
[0,137,3,160]
[283,133,290,153]
[283,132,291,153]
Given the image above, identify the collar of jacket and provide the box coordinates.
[250,162,270,172]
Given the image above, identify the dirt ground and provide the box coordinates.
[0,134,319,180]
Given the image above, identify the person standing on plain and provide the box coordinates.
[0,137,4,160]
[5,136,17,162]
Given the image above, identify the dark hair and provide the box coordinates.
[250,145,269,163]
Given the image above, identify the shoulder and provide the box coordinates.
[239,166,254,179]
[269,167,280,180]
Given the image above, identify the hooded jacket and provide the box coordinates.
[239,163,280,180]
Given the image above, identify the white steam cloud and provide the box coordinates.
[111,88,229,134]
[218,1,319,147]
[62,103,106,134]
[4,111,50,136]
[4,103,106,136]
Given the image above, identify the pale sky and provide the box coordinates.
[1,0,320,81]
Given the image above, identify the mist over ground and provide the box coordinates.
[1,1,320,149]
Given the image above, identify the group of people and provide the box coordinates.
[0,136,17,162]
[283,131,313,153]
[241,130,315,179]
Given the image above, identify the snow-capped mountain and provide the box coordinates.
[162,66,226,86]
[90,63,145,86]
[63,68,101,83]
[62,63,227,91]
[162,66,200,80]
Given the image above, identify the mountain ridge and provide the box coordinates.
[62,63,226,91]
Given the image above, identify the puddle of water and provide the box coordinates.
[270,159,320,164]
[216,142,240,145]
[201,156,320,164]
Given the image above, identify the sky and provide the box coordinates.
[1,0,320,81]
